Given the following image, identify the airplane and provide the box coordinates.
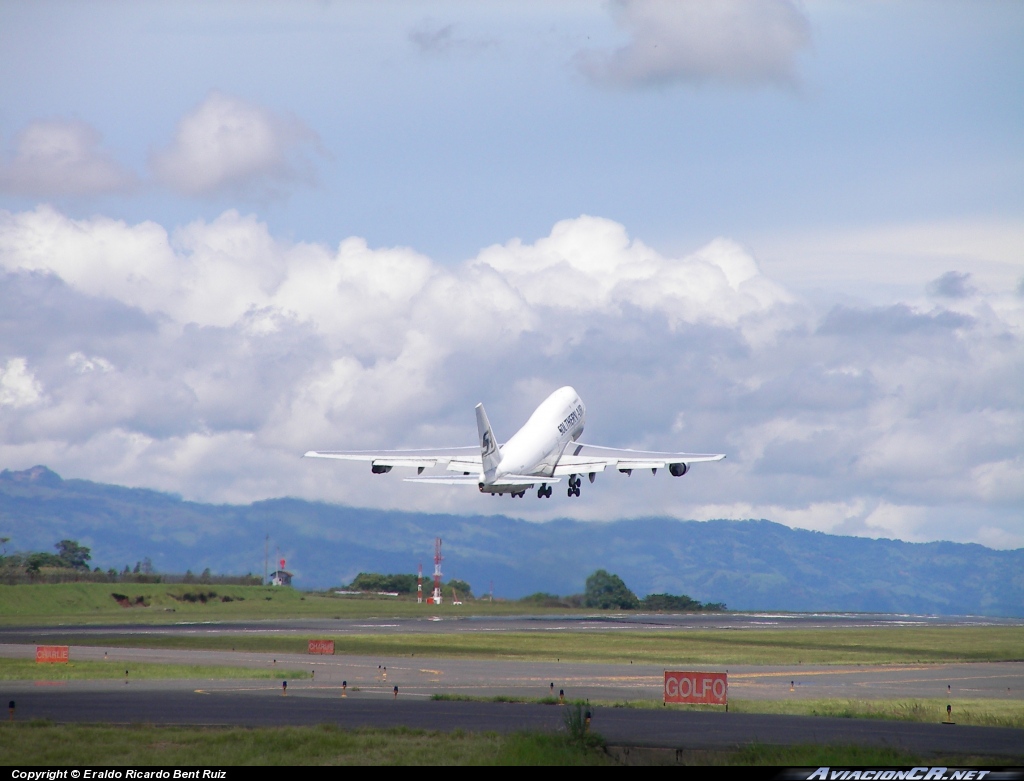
[304,386,725,499]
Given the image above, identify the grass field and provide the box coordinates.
[0,722,1011,766]
[433,694,1024,730]
[25,627,1024,665]
[0,722,608,765]
[0,658,311,681]
[0,582,573,624]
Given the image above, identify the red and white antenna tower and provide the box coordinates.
[431,538,443,605]
[417,563,423,604]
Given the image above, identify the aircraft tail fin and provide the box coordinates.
[475,403,502,479]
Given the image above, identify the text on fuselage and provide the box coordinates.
[557,404,584,435]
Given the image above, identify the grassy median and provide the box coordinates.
[0,722,1012,765]
[0,658,311,681]
[432,695,1024,730]
[22,626,1024,665]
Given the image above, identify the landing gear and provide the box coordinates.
[567,474,581,497]
[537,484,553,499]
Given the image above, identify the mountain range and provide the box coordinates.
[2,466,1021,616]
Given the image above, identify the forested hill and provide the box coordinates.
[2,466,1022,616]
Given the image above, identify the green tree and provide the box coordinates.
[583,569,638,609]
[641,593,701,611]
[348,572,418,593]
[447,579,473,598]
[54,539,91,569]
[28,552,62,570]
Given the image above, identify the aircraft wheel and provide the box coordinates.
[546,486,553,498]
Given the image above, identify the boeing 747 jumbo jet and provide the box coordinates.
[304,386,725,499]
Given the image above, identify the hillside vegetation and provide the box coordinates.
[3,466,1023,615]
[0,582,580,624]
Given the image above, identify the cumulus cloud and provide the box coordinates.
[0,120,136,196]
[0,206,1021,549]
[150,92,319,196]
[0,358,44,408]
[578,0,811,89]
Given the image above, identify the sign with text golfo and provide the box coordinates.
[307,639,335,655]
[664,671,727,704]
[36,645,69,664]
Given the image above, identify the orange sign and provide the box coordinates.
[664,671,727,704]
[307,639,335,655]
[35,645,69,664]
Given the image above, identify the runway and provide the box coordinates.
[3,643,1022,702]
[5,684,1023,759]
[2,613,1022,759]
[4,611,1022,642]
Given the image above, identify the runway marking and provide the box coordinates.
[728,666,937,679]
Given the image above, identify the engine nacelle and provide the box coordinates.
[371,464,393,474]
[669,462,689,477]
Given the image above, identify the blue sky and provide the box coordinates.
[1,1,1022,549]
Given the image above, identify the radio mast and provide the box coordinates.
[431,538,443,605]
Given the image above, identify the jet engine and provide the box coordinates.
[669,462,689,477]
[371,464,393,474]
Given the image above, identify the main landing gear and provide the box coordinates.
[536,484,553,499]
[567,474,582,497]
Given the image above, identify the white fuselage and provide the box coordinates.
[490,386,585,483]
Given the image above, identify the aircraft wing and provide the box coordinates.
[304,447,481,471]
[404,474,562,486]
[553,443,725,476]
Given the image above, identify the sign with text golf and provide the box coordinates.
[664,671,727,705]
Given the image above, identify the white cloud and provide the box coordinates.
[472,216,795,339]
[0,206,1022,549]
[0,358,44,408]
[0,120,135,196]
[150,92,319,196]
[68,352,114,374]
[690,499,868,535]
[578,0,811,89]
[863,502,929,542]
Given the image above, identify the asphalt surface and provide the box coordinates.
[2,613,1022,759]
[3,644,1023,702]
[4,611,1022,641]
[5,686,1023,759]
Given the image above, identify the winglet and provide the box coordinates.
[475,403,501,480]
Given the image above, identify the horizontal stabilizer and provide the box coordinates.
[492,475,562,485]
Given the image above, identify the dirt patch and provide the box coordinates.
[110,593,149,608]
